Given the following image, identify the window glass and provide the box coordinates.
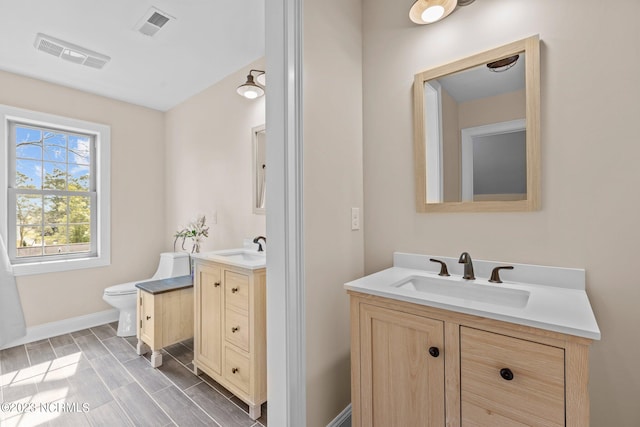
[10,123,95,261]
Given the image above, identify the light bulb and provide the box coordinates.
[244,90,258,99]
[421,5,445,23]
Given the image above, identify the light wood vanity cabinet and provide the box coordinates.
[194,259,266,420]
[350,292,592,427]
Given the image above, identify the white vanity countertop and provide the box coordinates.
[192,248,266,270]
[344,252,600,340]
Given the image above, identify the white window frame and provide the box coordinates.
[0,105,110,276]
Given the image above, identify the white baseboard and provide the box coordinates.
[0,309,119,349]
[327,404,352,427]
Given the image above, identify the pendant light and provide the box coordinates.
[409,0,475,25]
[237,69,265,99]
[409,0,457,24]
[486,55,519,72]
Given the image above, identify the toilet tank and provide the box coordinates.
[151,252,190,279]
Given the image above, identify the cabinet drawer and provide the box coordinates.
[460,327,565,427]
[225,346,250,394]
[225,309,249,351]
[225,271,249,313]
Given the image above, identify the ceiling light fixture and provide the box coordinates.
[237,69,265,99]
[409,0,476,25]
[410,0,457,24]
[486,55,519,72]
[34,33,111,69]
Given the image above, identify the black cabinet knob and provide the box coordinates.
[500,368,514,381]
[146,316,151,320]
[428,347,440,358]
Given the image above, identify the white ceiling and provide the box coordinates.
[0,0,265,111]
[437,55,525,103]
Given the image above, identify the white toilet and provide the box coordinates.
[103,252,190,337]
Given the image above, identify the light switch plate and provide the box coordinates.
[351,207,360,230]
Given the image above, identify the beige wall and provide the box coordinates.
[0,70,166,327]
[164,58,266,252]
[458,89,525,129]
[363,0,640,425]
[304,0,364,424]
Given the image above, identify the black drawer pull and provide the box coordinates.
[428,347,440,358]
[500,368,514,381]
[146,316,151,320]
[214,281,221,287]
[232,367,239,374]
[231,326,239,333]
[231,287,239,293]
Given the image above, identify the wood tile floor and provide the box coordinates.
[0,322,267,427]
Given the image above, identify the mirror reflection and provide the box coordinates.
[425,55,526,203]
[253,125,266,214]
[414,36,540,212]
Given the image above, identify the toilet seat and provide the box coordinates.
[103,282,138,296]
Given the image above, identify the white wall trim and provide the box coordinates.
[327,404,352,427]
[0,308,118,349]
[265,0,305,425]
[424,81,443,203]
[461,118,526,201]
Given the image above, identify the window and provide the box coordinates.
[0,105,110,275]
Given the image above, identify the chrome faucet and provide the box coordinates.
[458,252,475,280]
[253,236,266,252]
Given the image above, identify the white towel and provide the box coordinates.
[0,234,26,348]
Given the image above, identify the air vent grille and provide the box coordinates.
[34,33,110,70]
[136,7,174,37]
[84,56,109,69]
[148,12,170,27]
[37,39,64,56]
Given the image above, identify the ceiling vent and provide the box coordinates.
[34,33,111,69]
[136,7,174,37]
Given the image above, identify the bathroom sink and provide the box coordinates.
[395,275,530,308]
[217,250,265,263]
[193,248,266,270]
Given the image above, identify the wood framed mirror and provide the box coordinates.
[414,35,540,213]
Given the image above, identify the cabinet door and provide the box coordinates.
[359,304,445,426]
[139,290,155,347]
[460,327,565,427]
[196,264,223,375]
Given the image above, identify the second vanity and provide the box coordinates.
[345,252,600,427]
[191,249,267,420]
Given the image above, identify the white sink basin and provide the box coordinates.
[217,250,265,263]
[193,249,266,269]
[395,275,530,308]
